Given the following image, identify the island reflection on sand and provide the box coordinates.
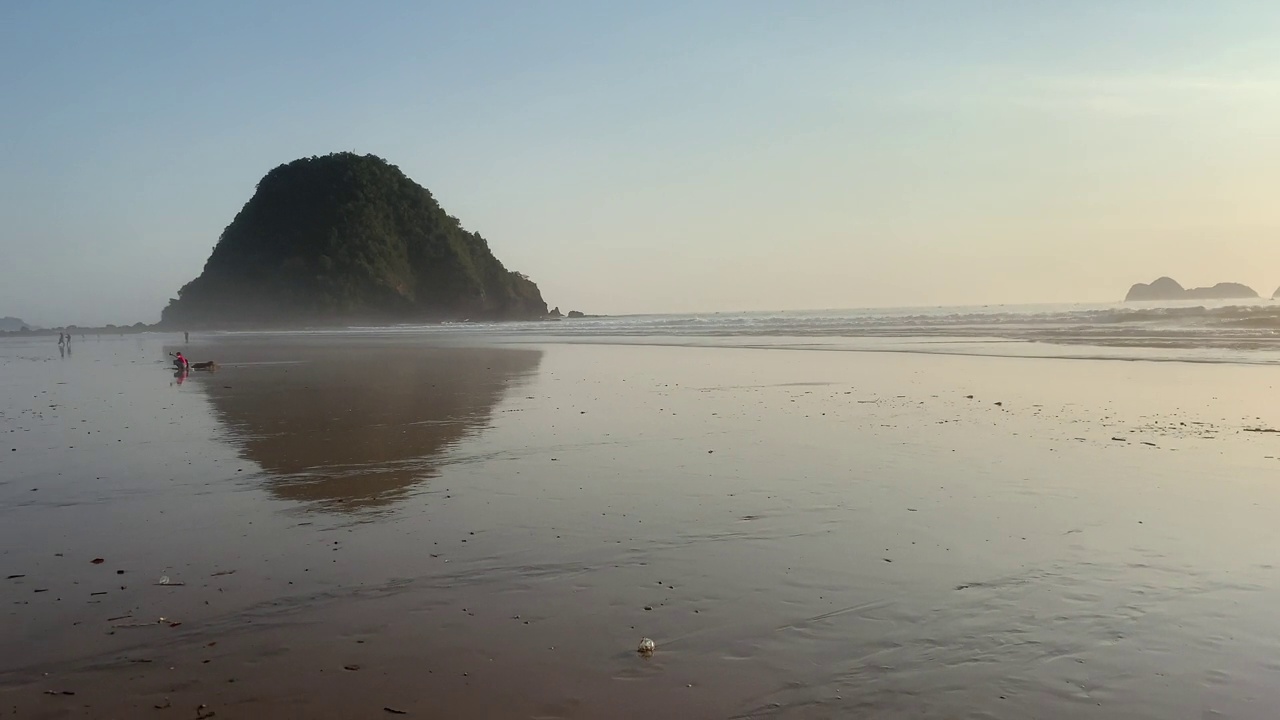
[192,341,542,512]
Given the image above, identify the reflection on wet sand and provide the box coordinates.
[197,343,542,511]
[6,336,1280,718]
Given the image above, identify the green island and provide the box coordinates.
[161,152,548,327]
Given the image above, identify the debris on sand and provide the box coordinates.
[637,637,656,655]
[111,617,183,629]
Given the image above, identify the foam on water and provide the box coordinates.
[295,299,1280,365]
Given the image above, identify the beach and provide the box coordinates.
[2,329,1280,719]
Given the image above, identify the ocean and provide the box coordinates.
[337,299,1280,364]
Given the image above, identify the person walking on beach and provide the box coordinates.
[184,331,189,344]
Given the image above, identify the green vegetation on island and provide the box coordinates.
[162,153,548,326]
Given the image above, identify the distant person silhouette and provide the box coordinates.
[184,331,189,344]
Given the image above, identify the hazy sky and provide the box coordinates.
[3,1,1280,326]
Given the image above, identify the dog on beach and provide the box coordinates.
[191,361,217,371]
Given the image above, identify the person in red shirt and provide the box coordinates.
[172,352,189,370]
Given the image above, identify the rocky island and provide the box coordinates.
[0,316,29,332]
[1125,277,1259,302]
[162,153,548,327]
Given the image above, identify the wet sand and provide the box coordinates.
[2,333,1280,718]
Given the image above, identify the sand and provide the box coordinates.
[2,332,1279,718]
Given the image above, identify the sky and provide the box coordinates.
[2,1,1280,326]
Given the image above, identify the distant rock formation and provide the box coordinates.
[1274,286,1280,300]
[1184,282,1258,299]
[1125,277,1185,301]
[0,316,28,332]
[1125,277,1259,302]
[161,152,548,327]
[566,310,585,318]
[548,307,563,318]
